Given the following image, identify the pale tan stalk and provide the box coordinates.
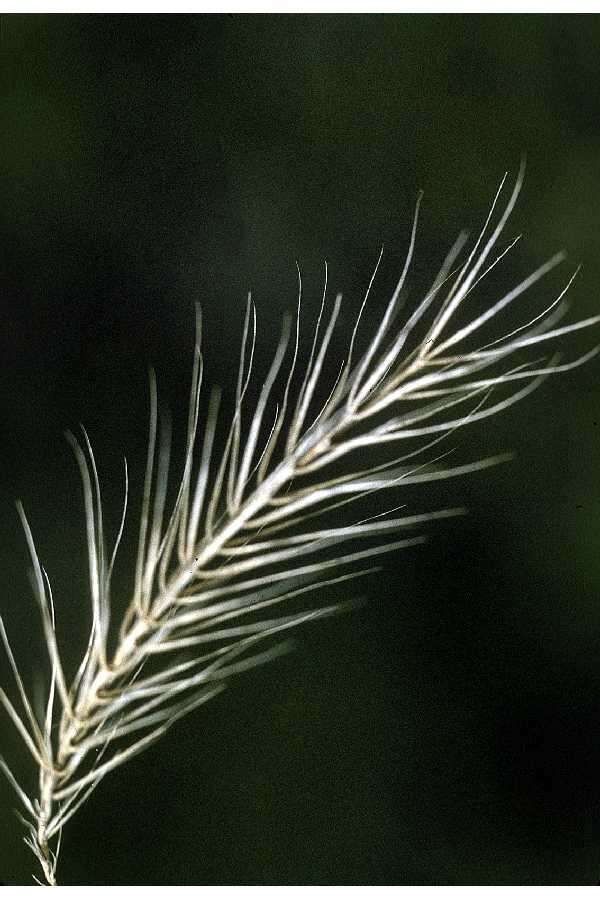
[2,167,599,884]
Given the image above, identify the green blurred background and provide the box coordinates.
[2,13,600,885]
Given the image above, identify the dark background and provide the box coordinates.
[2,13,600,885]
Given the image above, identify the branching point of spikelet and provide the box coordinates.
[1,163,599,884]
